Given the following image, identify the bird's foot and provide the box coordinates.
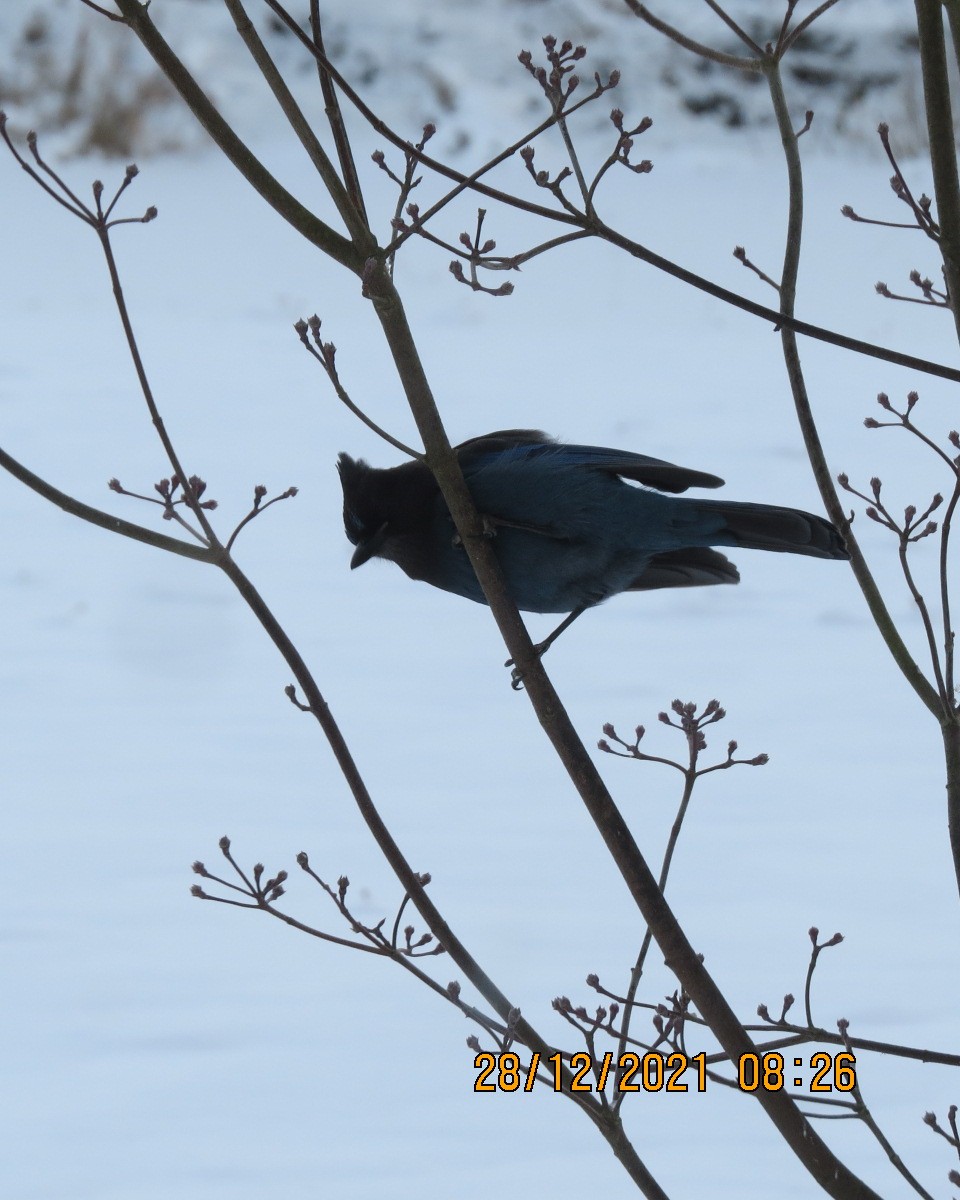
[505,639,551,691]
[504,609,584,689]
[451,515,498,549]
[508,659,524,690]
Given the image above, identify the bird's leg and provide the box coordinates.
[533,606,588,655]
[506,606,587,690]
[453,513,565,549]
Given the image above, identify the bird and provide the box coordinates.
[337,429,848,654]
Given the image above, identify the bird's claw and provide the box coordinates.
[505,639,551,691]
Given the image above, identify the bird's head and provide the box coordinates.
[336,452,392,569]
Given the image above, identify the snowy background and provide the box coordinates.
[2,2,959,1198]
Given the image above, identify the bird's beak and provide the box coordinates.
[350,522,390,569]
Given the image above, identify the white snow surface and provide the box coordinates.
[2,3,959,1199]
[0,0,938,156]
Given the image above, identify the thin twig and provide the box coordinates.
[913,0,960,350]
[111,0,362,273]
[2,130,222,544]
[939,475,960,704]
[875,282,949,306]
[95,208,221,543]
[899,531,950,702]
[602,702,766,1111]
[835,1022,936,1200]
[0,445,215,563]
[734,244,781,292]
[625,2,762,70]
[295,316,422,459]
[781,0,844,56]
[384,84,619,259]
[841,205,920,231]
[613,762,697,1108]
[803,929,842,1029]
[310,0,370,231]
[762,59,941,719]
[703,0,764,55]
[78,0,125,18]
[224,485,299,553]
[223,0,372,248]
[860,395,960,704]
[773,0,800,59]
[879,124,941,240]
[0,118,92,220]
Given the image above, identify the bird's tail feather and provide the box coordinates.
[628,547,740,591]
[695,500,849,560]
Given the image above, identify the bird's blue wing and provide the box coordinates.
[456,429,723,494]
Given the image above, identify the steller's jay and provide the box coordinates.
[337,429,848,653]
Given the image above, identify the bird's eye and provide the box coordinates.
[343,507,366,545]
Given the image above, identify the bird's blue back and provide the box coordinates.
[429,442,730,613]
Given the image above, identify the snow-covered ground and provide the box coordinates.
[0,0,938,157]
[2,3,959,1199]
